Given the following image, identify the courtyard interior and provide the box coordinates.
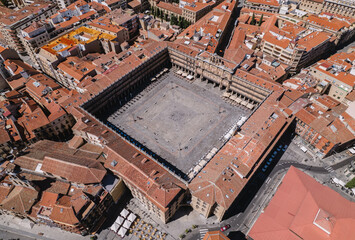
[108,71,251,176]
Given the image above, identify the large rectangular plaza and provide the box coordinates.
[108,71,251,176]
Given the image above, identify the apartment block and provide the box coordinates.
[106,9,140,40]
[177,0,237,53]
[0,2,57,54]
[309,51,355,101]
[243,0,280,13]
[295,95,354,157]
[305,13,355,45]
[8,140,126,234]
[262,24,332,72]
[37,26,118,80]
[299,0,355,17]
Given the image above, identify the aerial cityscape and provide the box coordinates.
[0,0,354,239]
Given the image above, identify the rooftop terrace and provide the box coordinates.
[41,26,116,55]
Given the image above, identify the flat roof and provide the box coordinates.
[41,26,116,55]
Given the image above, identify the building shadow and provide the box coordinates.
[227,231,247,240]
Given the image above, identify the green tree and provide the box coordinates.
[250,13,256,25]
[171,15,178,25]
[164,12,169,21]
[258,14,264,26]
[346,177,355,189]
[181,19,191,29]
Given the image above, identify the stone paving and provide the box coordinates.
[108,70,251,176]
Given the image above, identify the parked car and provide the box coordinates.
[221,224,231,232]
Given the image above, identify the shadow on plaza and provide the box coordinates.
[168,205,194,223]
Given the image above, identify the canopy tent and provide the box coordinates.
[246,103,254,109]
[123,219,132,229]
[176,70,182,75]
[222,92,231,98]
[115,216,124,225]
[120,208,130,218]
[117,227,127,237]
[230,95,238,102]
[110,222,120,232]
[182,72,187,77]
[187,75,194,80]
[128,212,136,222]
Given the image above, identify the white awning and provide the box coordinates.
[117,227,127,237]
[110,222,120,232]
[187,75,194,80]
[222,92,231,98]
[332,178,345,186]
[193,165,202,173]
[230,95,238,101]
[123,219,132,229]
[127,212,136,222]
[120,208,130,218]
[198,160,207,167]
[115,216,124,225]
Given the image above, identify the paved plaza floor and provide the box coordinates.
[108,71,251,175]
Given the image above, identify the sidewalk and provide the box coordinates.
[0,214,87,240]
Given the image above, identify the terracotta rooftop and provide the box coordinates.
[0,186,38,214]
[306,14,351,31]
[89,16,126,34]
[41,26,116,55]
[157,2,182,15]
[57,56,97,82]
[69,108,187,212]
[0,2,52,26]
[203,231,230,240]
[41,155,106,184]
[177,0,236,53]
[249,166,355,240]
[189,91,290,209]
[246,0,279,6]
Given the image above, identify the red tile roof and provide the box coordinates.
[203,231,230,240]
[249,166,355,240]
[0,186,38,214]
[189,91,291,209]
[157,2,182,15]
[41,155,106,184]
